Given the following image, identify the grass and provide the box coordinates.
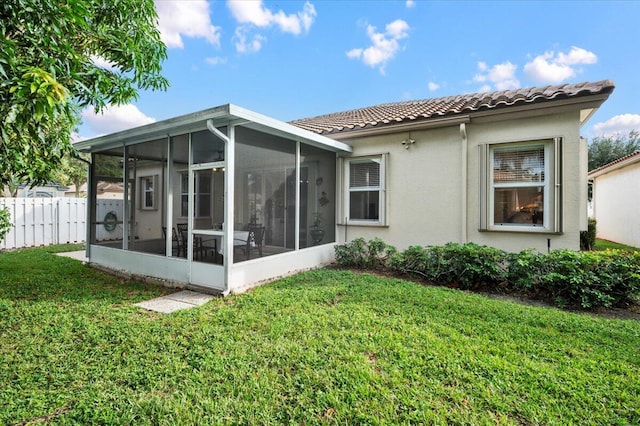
[1,247,639,425]
[595,238,640,252]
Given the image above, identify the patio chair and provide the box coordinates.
[162,226,182,257]
[176,223,205,260]
[246,224,265,259]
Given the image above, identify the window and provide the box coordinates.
[140,176,156,210]
[180,171,211,217]
[480,139,561,232]
[343,155,387,224]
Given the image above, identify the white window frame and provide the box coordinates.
[341,154,387,226]
[480,138,562,233]
[180,171,211,218]
[139,175,157,210]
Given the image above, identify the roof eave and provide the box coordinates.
[321,92,611,141]
[588,151,640,178]
[74,103,352,154]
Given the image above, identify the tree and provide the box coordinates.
[52,153,90,197]
[0,0,168,188]
[0,0,168,238]
[588,130,640,171]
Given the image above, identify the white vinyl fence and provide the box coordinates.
[0,197,87,250]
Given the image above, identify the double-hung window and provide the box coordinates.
[140,176,157,210]
[343,155,387,225]
[481,138,562,232]
[180,171,211,218]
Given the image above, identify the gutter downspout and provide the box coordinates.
[207,119,231,295]
[73,153,92,260]
[460,123,468,243]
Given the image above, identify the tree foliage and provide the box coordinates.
[52,153,90,197]
[588,130,640,171]
[0,0,169,189]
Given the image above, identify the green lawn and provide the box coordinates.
[595,238,640,252]
[1,246,639,425]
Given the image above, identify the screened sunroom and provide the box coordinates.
[75,104,351,294]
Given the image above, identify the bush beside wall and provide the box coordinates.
[335,239,640,310]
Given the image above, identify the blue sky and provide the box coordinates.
[78,0,640,141]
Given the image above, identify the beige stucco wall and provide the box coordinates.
[337,110,587,253]
[592,164,640,248]
[131,163,165,240]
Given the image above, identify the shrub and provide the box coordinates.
[426,243,508,289]
[338,238,640,310]
[334,237,396,269]
[389,245,429,278]
[509,248,640,309]
[389,242,508,289]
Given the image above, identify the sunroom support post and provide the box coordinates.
[165,135,174,256]
[122,146,130,250]
[207,119,233,294]
[295,141,300,251]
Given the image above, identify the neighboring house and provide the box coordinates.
[74,80,614,294]
[588,150,640,248]
[2,182,69,198]
[65,182,124,199]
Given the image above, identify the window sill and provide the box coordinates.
[480,226,562,235]
[338,221,388,228]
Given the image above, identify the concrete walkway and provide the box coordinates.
[135,290,215,313]
[56,250,214,313]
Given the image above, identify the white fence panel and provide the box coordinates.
[58,198,87,244]
[0,198,87,250]
[95,199,124,241]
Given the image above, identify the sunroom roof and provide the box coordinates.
[73,104,352,154]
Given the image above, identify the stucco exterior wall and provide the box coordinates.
[337,126,462,249]
[132,163,165,240]
[337,110,586,253]
[592,164,640,248]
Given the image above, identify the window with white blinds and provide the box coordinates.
[343,156,387,224]
[480,139,562,232]
[493,147,545,183]
[350,161,380,188]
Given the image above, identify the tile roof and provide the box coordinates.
[588,149,640,177]
[290,80,615,136]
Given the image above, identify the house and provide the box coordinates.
[74,80,614,294]
[588,150,640,248]
[2,182,69,198]
[65,182,124,199]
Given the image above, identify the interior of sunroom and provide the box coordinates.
[89,125,337,266]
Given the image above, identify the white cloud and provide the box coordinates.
[227,0,316,35]
[347,19,410,74]
[406,0,416,8]
[155,0,221,49]
[427,81,440,91]
[90,55,116,70]
[592,114,640,137]
[71,133,88,144]
[233,26,266,53]
[473,61,519,91]
[205,56,228,65]
[81,105,156,136]
[524,46,597,84]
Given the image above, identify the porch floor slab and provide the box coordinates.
[56,250,88,263]
[135,290,215,314]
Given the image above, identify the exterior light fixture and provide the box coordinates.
[401,138,416,149]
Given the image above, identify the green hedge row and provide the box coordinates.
[334,238,640,309]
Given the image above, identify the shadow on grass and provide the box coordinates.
[0,247,169,304]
